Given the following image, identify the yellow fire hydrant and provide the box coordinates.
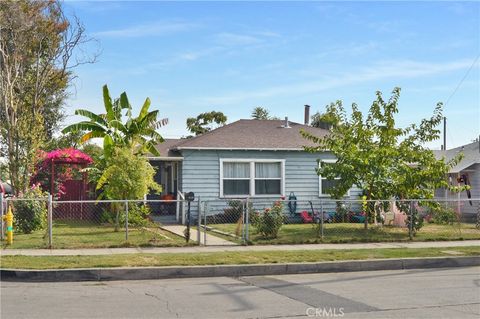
[2,206,13,245]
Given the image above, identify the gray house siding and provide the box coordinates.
[435,164,480,218]
[180,149,361,217]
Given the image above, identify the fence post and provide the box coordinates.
[408,201,414,240]
[245,198,249,244]
[320,200,324,241]
[197,197,201,245]
[204,201,207,246]
[0,193,4,241]
[48,194,53,248]
[125,200,129,242]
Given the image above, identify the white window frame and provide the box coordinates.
[318,159,350,197]
[220,159,285,198]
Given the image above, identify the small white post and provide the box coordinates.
[48,194,53,248]
[197,197,201,245]
[125,200,129,242]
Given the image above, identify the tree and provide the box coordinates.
[186,111,227,136]
[310,111,334,129]
[251,107,280,120]
[96,147,161,230]
[301,88,462,230]
[62,85,168,158]
[251,107,270,120]
[0,0,97,195]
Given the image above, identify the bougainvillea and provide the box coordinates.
[31,148,93,199]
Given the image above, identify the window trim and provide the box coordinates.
[318,159,350,197]
[220,159,285,198]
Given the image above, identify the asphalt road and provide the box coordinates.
[1,267,479,319]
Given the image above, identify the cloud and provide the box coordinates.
[194,59,476,106]
[214,32,263,46]
[93,21,198,38]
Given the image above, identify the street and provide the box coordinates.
[1,267,479,319]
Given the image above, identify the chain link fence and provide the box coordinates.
[200,198,480,245]
[1,195,479,248]
[0,196,193,249]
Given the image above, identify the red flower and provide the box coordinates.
[280,195,285,200]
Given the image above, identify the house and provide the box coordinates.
[433,141,480,219]
[147,110,361,223]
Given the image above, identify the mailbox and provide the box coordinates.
[185,192,195,202]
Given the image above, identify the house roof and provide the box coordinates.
[151,138,183,158]
[433,141,480,173]
[173,119,329,151]
[148,119,329,158]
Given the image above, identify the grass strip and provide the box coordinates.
[1,246,479,270]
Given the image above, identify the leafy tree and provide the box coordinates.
[302,88,462,230]
[251,107,270,120]
[0,0,97,195]
[186,111,227,136]
[310,111,334,129]
[251,107,279,120]
[62,85,168,158]
[96,147,161,230]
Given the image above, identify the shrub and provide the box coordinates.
[120,203,152,228]
[431,206,458,225]
[252,200,285,238]
[13,185,47,234]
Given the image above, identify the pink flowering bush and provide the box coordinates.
[31,148,93,199]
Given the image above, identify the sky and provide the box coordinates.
[63,1,480,149]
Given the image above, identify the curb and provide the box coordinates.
[1,256,479,282]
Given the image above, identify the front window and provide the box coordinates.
[255,162,281,195]
[223,162,250,196]
[221,160,284,197]
[319,161,343,196]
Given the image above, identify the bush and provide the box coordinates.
[120,203,152,228]
[252,200,285,238]
[13,185,47,234]
[431,206,458,225]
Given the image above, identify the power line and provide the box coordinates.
[444,54,480,107]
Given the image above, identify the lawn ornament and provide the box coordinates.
[288,192,297,215]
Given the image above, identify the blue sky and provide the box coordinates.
[64,1,479,149]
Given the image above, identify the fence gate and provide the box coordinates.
[200,200,246,246]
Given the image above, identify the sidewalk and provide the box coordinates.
[160,225,235,246]
[1,240,479,256]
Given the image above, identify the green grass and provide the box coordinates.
[2,246,479,270]
[3,221,189,249]
[208,222,480,245]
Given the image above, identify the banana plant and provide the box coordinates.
[62,85,168,158]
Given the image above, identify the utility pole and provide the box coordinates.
[443,117,447,150]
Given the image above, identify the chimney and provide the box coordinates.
[283,116,290,128]
[304,105,310,125]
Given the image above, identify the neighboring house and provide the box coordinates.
[147,115,361,223]
[433,141,480,219]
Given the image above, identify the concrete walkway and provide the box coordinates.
[1,240,479,256]
[159,225,236,246]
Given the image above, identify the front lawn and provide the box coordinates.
[2,246,479,269]
[3,221,188,249]
[207,222,480,244]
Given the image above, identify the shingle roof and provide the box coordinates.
[152,138,183,158]
[149,119,329,158]
[433,141,480,173]
[172,119,329,150]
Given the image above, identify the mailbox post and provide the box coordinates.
[184,192,195,243]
